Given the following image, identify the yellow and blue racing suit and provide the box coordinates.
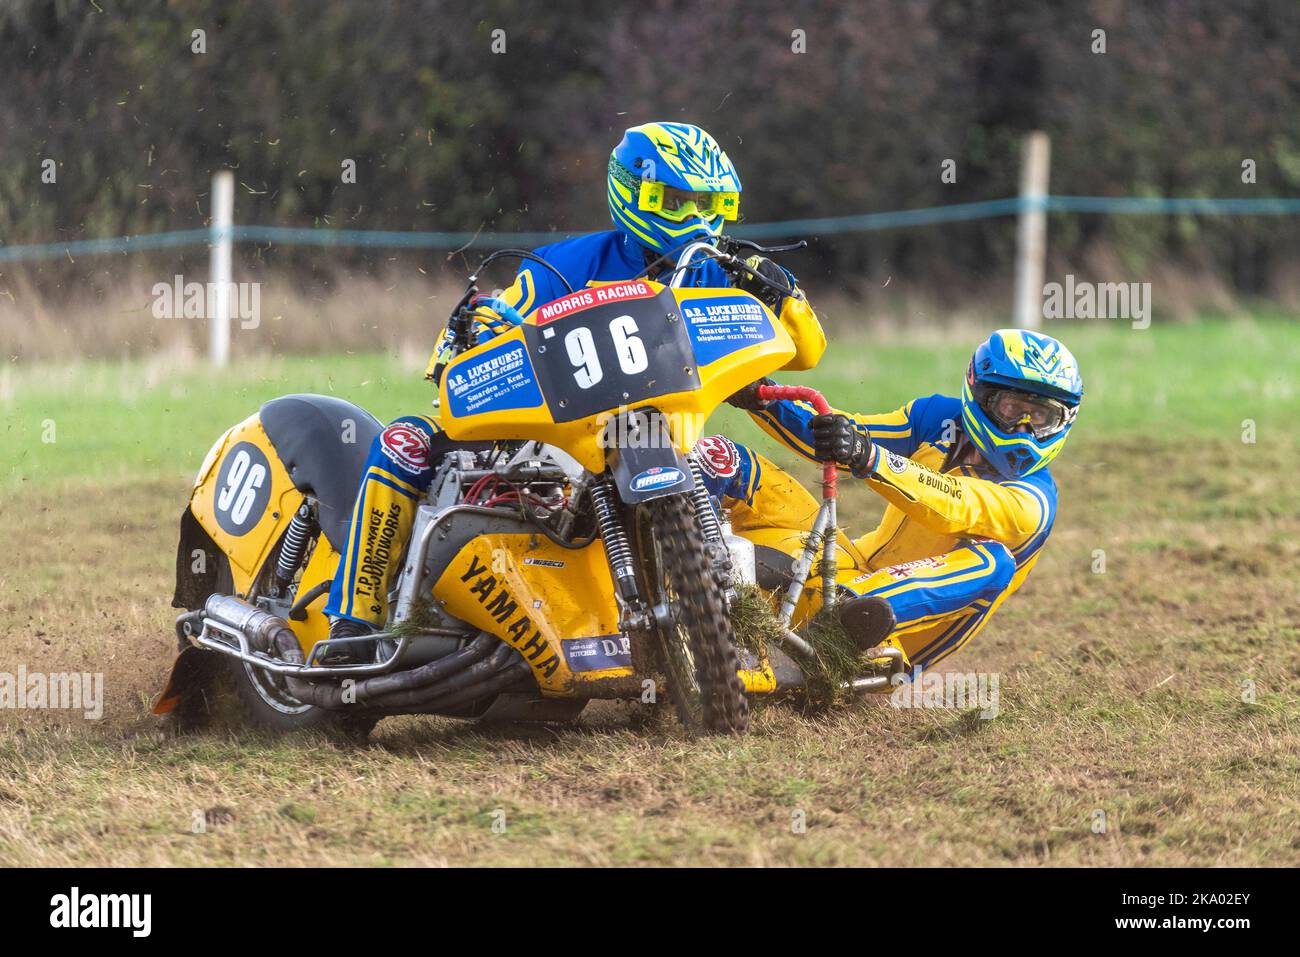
[694,393,1056,672]
[325,230,797,626]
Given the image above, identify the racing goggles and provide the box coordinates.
[638,181,740,222]
[977,385,1075,439]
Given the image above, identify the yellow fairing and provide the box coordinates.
[190,413,304,595]
[433,532,787,697]
[437,281,796,472]
[431,533,625,696]
[435,324,581,457]
[670,284,797,406]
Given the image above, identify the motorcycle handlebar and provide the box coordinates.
[669,241,725,288]
[755,385,837,499]
[644,236,809,299]
[722,237,809,256]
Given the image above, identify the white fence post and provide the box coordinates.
[1013,131,1050,330]
[208,169,234,366]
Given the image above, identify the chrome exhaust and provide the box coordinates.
[188,594,519,711]
[191,594,418,678]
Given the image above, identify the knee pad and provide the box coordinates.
[978,540,1019,593]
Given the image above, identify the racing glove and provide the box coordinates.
[725,376,775,411]
[736,255,795,312]
[811,413,876,478]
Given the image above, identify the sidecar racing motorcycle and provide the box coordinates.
[153,241,904,738]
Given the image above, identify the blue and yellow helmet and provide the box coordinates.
[607,122,742,255]
[960,329,1083,479]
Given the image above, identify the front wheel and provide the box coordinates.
[634,494,749,734]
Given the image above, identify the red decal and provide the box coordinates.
[379,423,430,472]
[881,555,947,579]
[695,435,739,479]
[534,281,656,325]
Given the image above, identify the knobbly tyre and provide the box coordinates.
[153,240,904,740]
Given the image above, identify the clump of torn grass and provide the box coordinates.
[800,605,873,706]
[731,584,788,655]
[731,584,882,709]
[390,596,452,637]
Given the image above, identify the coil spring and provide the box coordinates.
[687,457,725,547]
[688,456,734,592]
[589,480,638,600]
[274,504,316,585]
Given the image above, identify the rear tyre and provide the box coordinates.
[178,558,380,740]
[635,494,749,735]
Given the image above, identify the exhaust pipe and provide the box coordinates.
[283,631,501,710]
[203,595,289,655]
[355,640,521,712]
[199,595,515,710]
[413,656,532,714]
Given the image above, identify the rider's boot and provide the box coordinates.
[838,594,897,651]
[838,595,912,683]
[322,616,377,665]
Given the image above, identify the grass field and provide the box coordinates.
[1,319,1298,866]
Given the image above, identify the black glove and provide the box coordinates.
[725,376,775,411]
[811,414,874,477]
[736,255,794,312]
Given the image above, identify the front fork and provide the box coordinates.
[590,461,732,635]
[686,456,735,595]
[588,479,642,614]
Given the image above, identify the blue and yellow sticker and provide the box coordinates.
[444,338,545,418]
[680,294,774,365]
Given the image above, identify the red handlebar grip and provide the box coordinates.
[755,383,830,415]
[754,384,837,499]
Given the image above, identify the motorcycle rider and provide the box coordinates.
[323,121,825,651]
[699,329,1082,675]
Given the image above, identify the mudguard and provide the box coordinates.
[259,394,383,551]
[605,411,695,504]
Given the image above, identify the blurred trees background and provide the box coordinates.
[2,0,1299,302]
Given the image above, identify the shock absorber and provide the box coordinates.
[588,480,642,605]
[274,502,316,593]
